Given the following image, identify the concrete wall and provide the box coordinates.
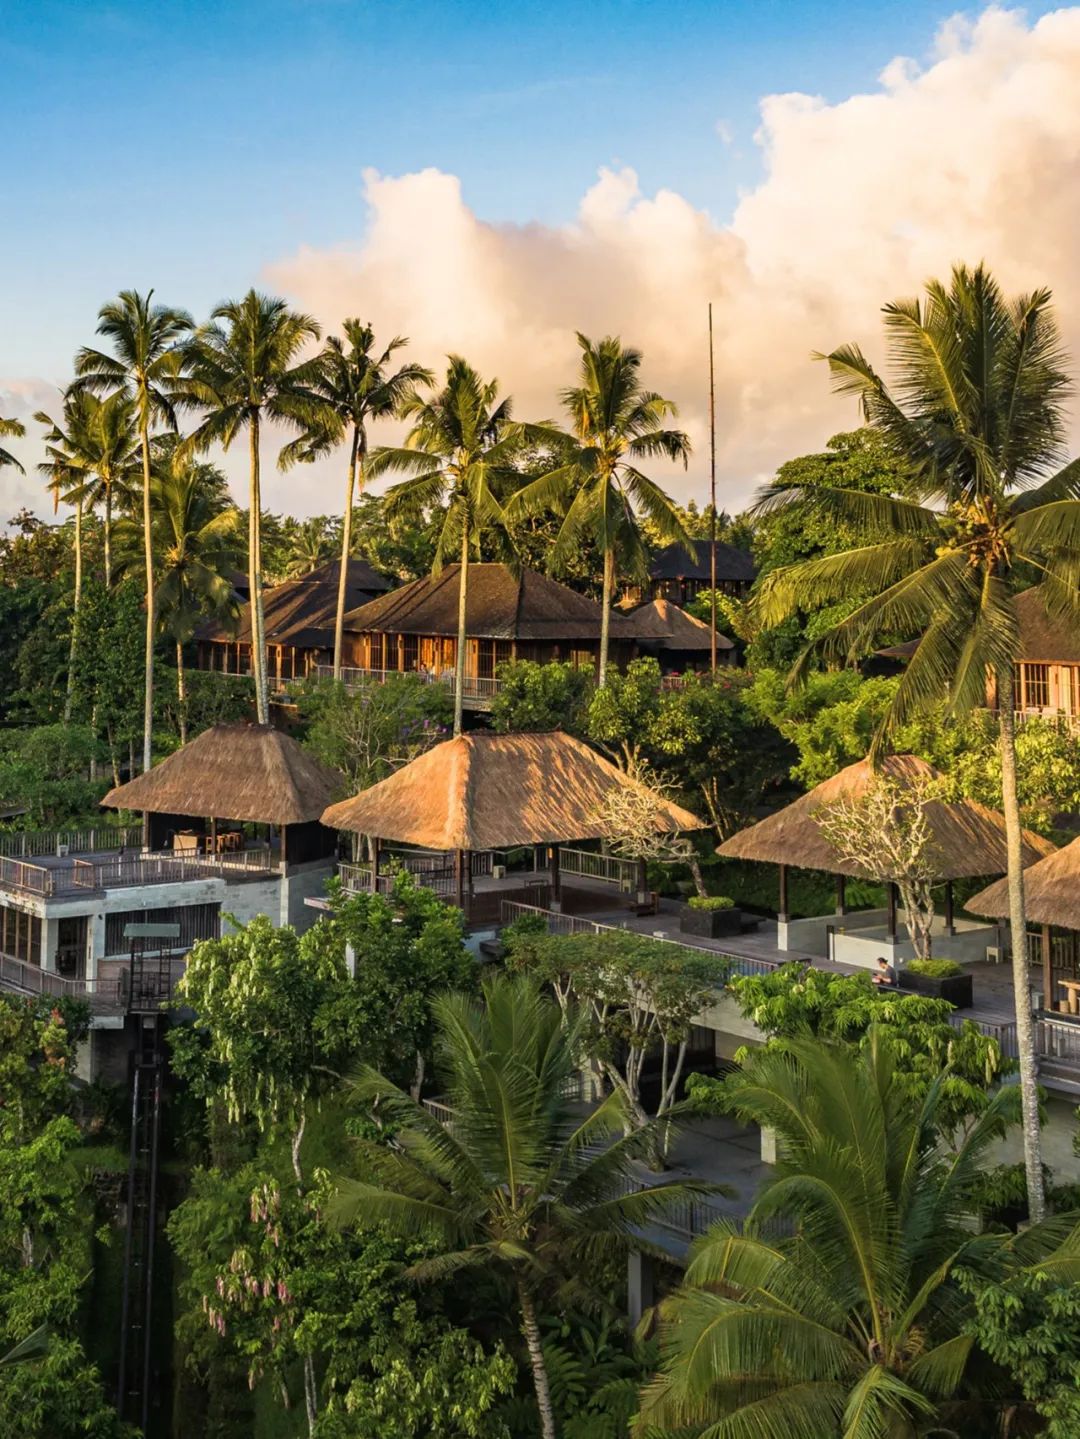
[780,907,998,970]
[221,874,284,930]
[281,861,336,932]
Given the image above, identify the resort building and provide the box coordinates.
[196,557,392,684]
[621,540,756,607]
[0,724,344,1062]
[622,597,735,672]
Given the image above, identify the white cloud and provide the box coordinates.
[264,5,1080,519]
[0,380,63,521]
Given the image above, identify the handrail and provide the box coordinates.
[558,847,638,889]
[311,665,503,700]
[0,825,142,859]
[0,950,123,1011]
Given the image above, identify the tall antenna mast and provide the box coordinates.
[708,301,718,675]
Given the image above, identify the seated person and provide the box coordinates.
[872,955,896,987]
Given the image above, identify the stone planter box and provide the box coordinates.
[898,968,973,1008]
[679,905,743,940]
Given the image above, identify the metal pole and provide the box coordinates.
[708,301,718,676]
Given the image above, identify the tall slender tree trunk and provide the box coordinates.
[64,496,83,724]
[176,641,187,745]
[517,1284,556,1439]
[453,521,469,736]
[598,545,613,688]
[103,484,113,589]
[249,413,270,724]
[997,665,1046,1222]
[140,417,155,772]
[333,427,360,681]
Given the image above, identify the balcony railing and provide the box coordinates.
[0,951,123,1012]
[311,665,503,702]
[559,847,638,890]
[0,845,277,898]
[0,825,142,859]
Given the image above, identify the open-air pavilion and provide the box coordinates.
[967,838,1080,1013]
[320,729,702,927]
[715,754,1053,969]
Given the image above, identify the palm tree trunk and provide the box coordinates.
[453,521,469,737]
[333,427,360,681]
[517,1283,556,1439]
[997,665,1046,1222]
[103,484,113,589]
[64,496,83,724]
[140,417,155,773]
[249,413,270,725]
[176,641,187,745]
[598,546,613,688]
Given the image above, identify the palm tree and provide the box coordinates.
[0,416,25,471]
[114,441,242,742]
[332,973,715,1439]
[35,395,100,722]
[752,264,1080,1224]
[507,334,692,687]
[367,356,524,735]
[282,516,337,578]
[640,1031,1080,1438]
[34,388,139,588]
[181,291,326,724]
[74,290,193,773]
[282,320,433,677]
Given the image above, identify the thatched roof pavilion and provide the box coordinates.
[968,840,1080,1009]
[322,730,701,906]
[104,723,345,863]
[716,754,1053,924]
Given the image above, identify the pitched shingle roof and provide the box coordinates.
[622,598,733,651]
[650,540,756,585]
[202,558,392,647]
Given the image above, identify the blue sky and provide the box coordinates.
[2,0,1053,380]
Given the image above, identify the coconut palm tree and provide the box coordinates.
[180,291,327,724]
[35,397,98,723]
[114,441,242,742]
[640,1031,1080,1438]
[74,290,193,773]
[751,264,1080,1224]
[34,388,139,589]
[282,516,337,578]
[331,973,717,1439]
[367,356,525,735]
[0,416,25,471]
[507,334,692,687]
[282,321,433,677]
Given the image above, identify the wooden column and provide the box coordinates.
[549,843,561,902]
[887,883,898,942]
[944,881,955,936]
[835,874,846,917]
[455,849,467,910]
[1043,923,1053,1012]
[777,864,789,923]
[636,856,648,900]
[371,836,380,894]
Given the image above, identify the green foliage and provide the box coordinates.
[296,672,450,794]
[958,1266,1080,1437]
[644,1033,1080,1439]
[907,957,964,978]
[744,666,899,788]
[489,660,593,735]
[310,871,474,1088]
[685,895,734,911]
[686,962,1013,1137]
[0,996,127,1436]
[0,723,107,826]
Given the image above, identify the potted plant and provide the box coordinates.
[898,958,973,1008]
[680,894,741,939]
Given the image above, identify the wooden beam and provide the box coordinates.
[944,881,955,936]
[887,883,898,942]
[549,843,561,902]
[777,863,788,923]
[456,849,466,910]
[371,836,380,894]
[1043,923,1053,1013]
[835,873,846,917]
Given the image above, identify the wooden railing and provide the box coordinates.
[559,848,638,890]
[0,856,54,895]
[338,849,492,898]
[311,665,504,702]
[73,847,276,890]
[0,825,141,859]
[0,951,123,1012]
[1037,1015,1080,1069]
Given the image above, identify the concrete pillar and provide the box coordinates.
[760,1126,778,1165]
[89,912,107,981]
[627,1250,655,1328]
[41,915,60,974]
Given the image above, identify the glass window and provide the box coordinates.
[1021,663,1050,709]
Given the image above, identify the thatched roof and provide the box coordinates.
[1013,587,1080,664]
[102,724,345,825]
[716,754,1054,880]
[342,563,626,643]
[650,540,756,586]
[966,837,1080,929]
[322,730,703,850]
[623,598,733,652]
[202,558,391,647]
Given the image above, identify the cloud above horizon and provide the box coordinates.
[266,5,1080,515]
